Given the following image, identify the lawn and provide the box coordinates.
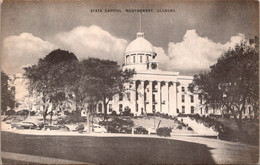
[2,131,215,164]
[216,118,259,144]
[217,118,258,134]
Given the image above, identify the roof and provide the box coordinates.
[125,32,155,54]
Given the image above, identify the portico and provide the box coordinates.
[129,77,179,116]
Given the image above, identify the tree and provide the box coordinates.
[1,71,15,115]
[75,58,135,122]
[23,49,78,124]
[189,37,259,131]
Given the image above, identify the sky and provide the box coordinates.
[1,0,259,75]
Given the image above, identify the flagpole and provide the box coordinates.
[139,12,142,32]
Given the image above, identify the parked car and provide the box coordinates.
[107,125,120,133]
[86,124,107,133]
[120,126,132,134]
[45,124,70,131]
[93,124,107,133]
[134,126,148,134]
[11,122,38,130]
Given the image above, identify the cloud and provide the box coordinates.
[2,27,245,75]
[155,30,245,73]
[2,33,56,74]
[53,25,128,64]
[154,47,171,71]
[2,25,128,75]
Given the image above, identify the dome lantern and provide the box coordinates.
[137,32,144,38]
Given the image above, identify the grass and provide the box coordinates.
[1,131,215,164]
[216,118,259,145]
[217,118,258,134]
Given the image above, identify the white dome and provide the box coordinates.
[125,33,155,54]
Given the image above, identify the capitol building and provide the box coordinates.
[99,32,201,116]
[10,31,203,117]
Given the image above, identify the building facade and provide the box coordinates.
[97,32,200,116]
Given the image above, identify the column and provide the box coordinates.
[157,81,161,113]
[139,81,145,115]
[165,82,169,114]
[131,81,136,114]
[169,82,177,116]
[148,81,153,113]
[172,82,177,116]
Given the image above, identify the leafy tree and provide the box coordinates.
[75,58,135,122]
[189,37,259,131]
[23,49,78,124]
[1,71,15,115]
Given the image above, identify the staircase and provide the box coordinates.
[182,117,218,136]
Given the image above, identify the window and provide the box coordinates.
[147,55,149,62]
[152,94,155,103]
[190,95,194,103]
[182,87,185,92]
[140,55,143,63]
[136,104,138,112]
[98,103,102,113]
[109,104,112,112]
[119,104,123,112]
[126,55,129,64]
[191,106,194,113]
[182,106,185,113]
[127,92,131,101]
[151,63,157,69]
[249,107,251,114]
[119,93,123,101]
[182,95,185,103]
[133,56,136,63]
[153,105,156,112]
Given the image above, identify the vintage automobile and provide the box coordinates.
[11,122,38,130]
[134,126,149,134]
[85,124,107,133]
[119,126,132,134]
[92,124,107,133]
[44,124,70,131]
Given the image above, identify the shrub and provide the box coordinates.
[75,124,85,132]
[5,110,16,116]
[30,111,36,116]
[57,116,86,124]
[187,126,193,131]
[111,110,117,116]
[157,127,172,137]
[16,110,29,116]
[223,114,231,119]
[177,125,182,130]
[99,117,134,133]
